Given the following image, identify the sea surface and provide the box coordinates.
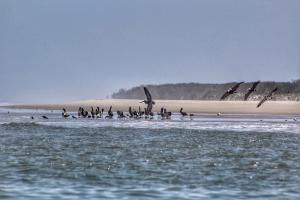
[0,108,300,199]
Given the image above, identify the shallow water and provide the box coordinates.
[0,109,300,199]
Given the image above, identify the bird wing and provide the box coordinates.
[231,82,244,92]
[251,81,260,90]
[244,91,252,101]
[144,87,152,101]
[257,96,267,108]
[220,91,230,100]
[257,87,278,108]
[267,87,278,98]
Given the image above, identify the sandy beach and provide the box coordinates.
[5,99,300,115]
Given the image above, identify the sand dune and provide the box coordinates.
[6,99,300,115]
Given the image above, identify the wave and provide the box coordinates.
[0,120,299,134]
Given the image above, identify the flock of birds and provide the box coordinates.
[37,81,280,120]
[220,81,278,108]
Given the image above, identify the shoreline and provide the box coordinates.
[3,99,300,115]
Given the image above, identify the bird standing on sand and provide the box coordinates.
[244,81,260,101]
[257,87,278,108]
[140,87,155,115]
[220,82,244,100]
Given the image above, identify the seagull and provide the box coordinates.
[220,82,244,100]
[244,81,260,101]
[140,87,155,114]
[257,87,278,108]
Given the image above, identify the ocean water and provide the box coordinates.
[0,109,300,199]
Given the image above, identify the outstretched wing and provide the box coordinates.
[144,87,152,101]
[257,87,278,108]
[257,96,267,108]
[244,90,252,101]
[220,91,230,100]
[231,82,244,92]
[267,87,278,98]
[251,81,260,90]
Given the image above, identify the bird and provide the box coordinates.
[62,108,70,118]
[163,108,172,119]
[42,116,48,119]
[179,108,188,116]
[140,87,155,115]
[244,81,260,101]
[220,82,244,100]
[257,87,278,108]
[117,111,126,118]
[128,106,133,118]
[90,107,95,118]
[179,108,194,117]
[78,107,82,117]
[95,107,102,118]
[105,106,114,119]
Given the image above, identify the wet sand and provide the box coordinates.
[5,99,300,115]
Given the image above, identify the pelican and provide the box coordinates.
[244,81,260,101]
[62,108,70,118]
[180,108,194,117]
[105,106,114,119]
[140,87,155,114]
[257,87,278,108]
[220,82,244,100]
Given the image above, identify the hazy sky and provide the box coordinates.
[1,0,299,103]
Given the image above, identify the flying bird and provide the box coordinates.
[256,87,278,108]
[244,81,260,101]
[140,87,155,114]
[220,82,244,100]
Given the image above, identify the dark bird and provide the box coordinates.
[163,108,172,119]
[220,82,244,100]
[128,107,133,118]
[42,116,48,119]
[95,107,102,118]
[117,111,126,118]
[179,108,188,116]
[180,108,194,117]
[62,108,70,118]
[90,107,95,118]
[244,81,260,101]
[257,87,278,108]
[105,106,114,119]
[140,87,155,114]
[78,107,82,117]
